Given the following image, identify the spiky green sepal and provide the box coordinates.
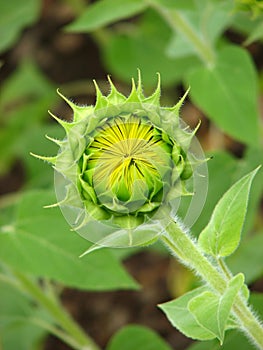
[35,73,206,248]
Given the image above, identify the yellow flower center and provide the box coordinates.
[87,116,165,193]
[80,115,172,214]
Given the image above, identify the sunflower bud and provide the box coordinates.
[32,73,207,249]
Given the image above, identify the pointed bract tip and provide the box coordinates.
[136,68,144,98]
[43,202,60,209]
[30,152,57,165]
[79,244,102,257]
[131,77,136,91]
[56,89,78,111]
[143,72,161,106]
[93,79,103,97]
[48,110,72,132]
[106,75,126,104]
[127,77,140,102]
[93,79,110,109]
[168,87,190,113]
[45,134,63,147]
[192,119,201,136]
[156,72,161,88]
[56,88,68,101]
[107,74,118,95]
[107,74,114,88]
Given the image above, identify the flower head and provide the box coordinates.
[80,114,172,215]
[32,73,207,249]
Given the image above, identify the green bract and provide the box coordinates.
[33,73,206,249]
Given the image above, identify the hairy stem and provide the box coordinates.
[14,272,100,350]
[162,218,263,349]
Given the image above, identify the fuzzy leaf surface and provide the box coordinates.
[188,274,244,344]
[159,286,217,341]
[186,293,263,350]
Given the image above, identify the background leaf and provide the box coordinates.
[100,10,199,87]
[0,0,41,53]
[106,325,172,350]
[0,191,138,291]
[233,147,263,235]
[165,0,232,58]
[245,21,263,44]
[198,167,260,257]
[226,231,263,284]
[21,124,64,188]
[186,45,260,146]
[66,0,148,32]
[0,62,56,176]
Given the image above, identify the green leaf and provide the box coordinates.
[152,0,195,10]
[0,191,138,291]
[101,9,198,87]
[106,325,172,350]
[186,45,260,146]
[166,1,232,58]
[159,286,217,341]
[0,61,56,175]
[231,11,263,37]
[0,61,54,109]
[186,331,252,350]
[188,274,244,344]
[198,167,260,258]
[66,0,148,32]
[0,0,41,52]
[186,293,263,350]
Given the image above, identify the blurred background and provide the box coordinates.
[0,1,263,349]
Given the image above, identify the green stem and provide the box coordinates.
[14,272,100,350]
[30,317,82,350]
[217,257,233,280]
[162,218,263,349]
[7,315,80,350]
[149,1,216,67]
